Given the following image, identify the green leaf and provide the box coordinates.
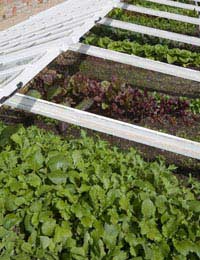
[173,240,200,257]
[54,223,72,243]
[155,195,167,214]
[141,198,156,218]
[3,213,20,230]
[71,247,86,258]
[0,125,21,147]
[27,149,44,171]
[40,236,51,249]
[140,219,162,242]
[187,200,200,213]
[47,154,68,171]
[48,171,68,185]
[41,219,56,236]
[101,103,109,110]
[26,174,41,187]
[21,242,32,253]
[47,86,62,100]
[162,217,178,238]
[103,224,119,248]
[27,89,42,99]
[119,196,129,211]
[166,54,177,64]
[5,196,18,211]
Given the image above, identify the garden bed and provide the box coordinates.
[0,121,200,259]
[108,8,200,36]
[24,52,200,141]
[83,25,200,70]
[4,51,195,170]
[2,1,200,259]
[123,0,199,17]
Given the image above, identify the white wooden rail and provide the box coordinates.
[69,43,200,82]
[5,93,200,160]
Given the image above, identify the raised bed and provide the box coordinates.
[0,121,200,259]
[6,50,195,169]
[123,0,199,17]
[108,8,200,36]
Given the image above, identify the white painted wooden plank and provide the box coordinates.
[145,0,200,11]
[0,7,100,45]
[0,31,73,56]
[117,2,200,25]
[99,17,200,46]
[69,43,200,82]
[0,53,44,71]
[0,19,85,49]
[0,72,22,87]
[5,93,200,160]
[0,49,61,102]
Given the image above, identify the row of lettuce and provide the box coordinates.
[107,6,199,37]
[82,4,200,69]
[82,0,200,68]
[28,69,200,117]
[124,0,198,17]
[0,122,200,260]
[84,26,200,68]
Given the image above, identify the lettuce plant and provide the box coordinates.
[83,32,200,68]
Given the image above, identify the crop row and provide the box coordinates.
[173,0,195,3]
[124,0,198,17]
[27,70,200,127]
[83,27,200,68]
[88,26,199,52]
[108,8,199,36]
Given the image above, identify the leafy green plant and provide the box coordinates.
[108,8,198,36]
[124,0,198,17]
[0,123,200,259]
[28,71,197,124]
[172,0,195,3]
[90,25,200,52]
[190,98,200,115]
[83,32,200,68]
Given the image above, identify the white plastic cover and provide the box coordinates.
[0,0,116,102]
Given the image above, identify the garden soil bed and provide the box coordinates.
[2,50,200,173]
[0,107,200,178]
[61,52,200,98]
[109,9,200,37]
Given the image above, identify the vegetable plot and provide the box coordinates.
[83,27,200,68]
[0,123,200,259]
[124,0,199,17]
[26,67,200,145]
[27,71,195,119]
[108,8,199,36]
[1,0,200,258]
